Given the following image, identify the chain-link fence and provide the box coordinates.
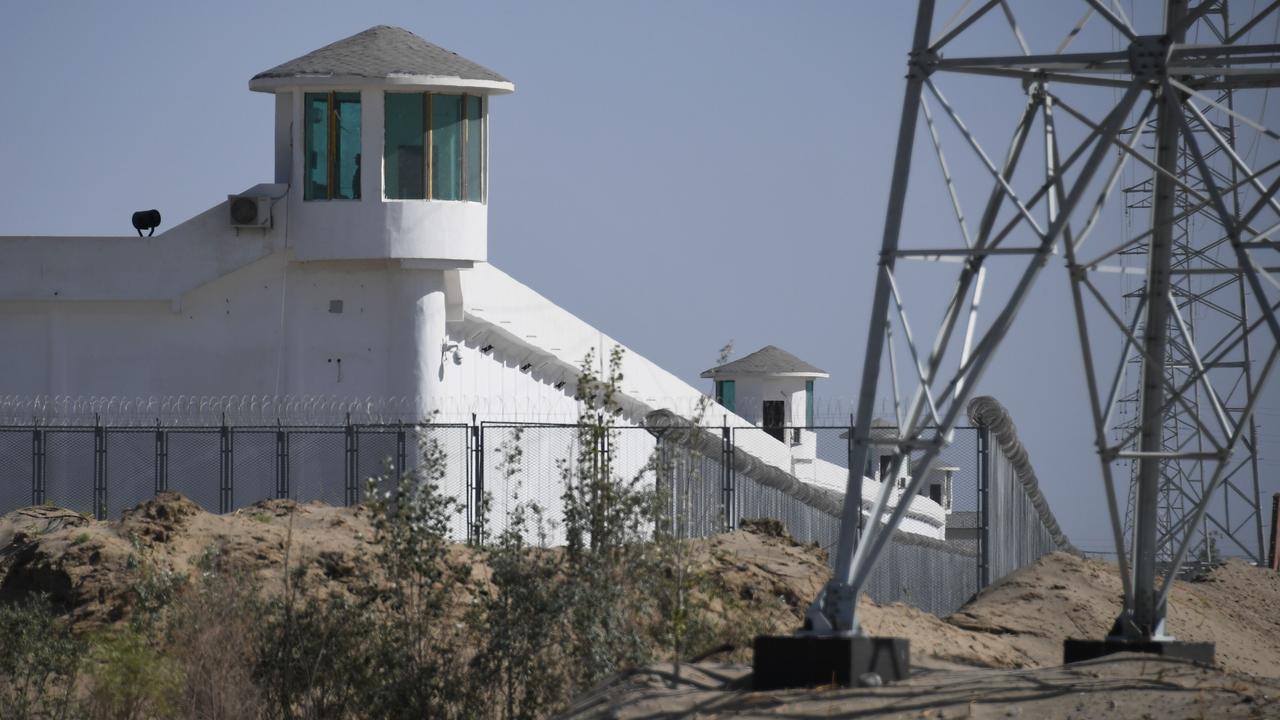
[721,424,984,614]
[0,402,1073,617]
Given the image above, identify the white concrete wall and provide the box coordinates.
[717,376,809,427]
[0,196,282,302]
[812,458,945,537]
[0,253,426,401]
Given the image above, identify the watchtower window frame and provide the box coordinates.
[303,91,362,201]
[384,91,485,202]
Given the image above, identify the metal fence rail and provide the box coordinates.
[0,403,1073,617]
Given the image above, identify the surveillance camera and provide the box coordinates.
[442,342,463,366]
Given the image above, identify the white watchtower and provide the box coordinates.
[249,26,514,410]
[701,345,828,441]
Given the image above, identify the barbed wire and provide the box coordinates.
[0,393,874,427]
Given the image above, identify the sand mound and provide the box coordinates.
[0,493,382,628]
[562,552,1280,719]
[949,551,1280,678]
[4,497,1278,681]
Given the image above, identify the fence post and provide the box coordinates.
[721,421,734,532]
[470,420,485,545]
[977,425,991,591]
[31,423,45,506]
[344,414,357,507]
[93,415,107,520]
[219,415,233,513]
[1269,493,1279,572]
[275,420,289,500]
[654,432,669,537]
[154,420,168,495]
[396,422,407,479]
[848,414,859,547]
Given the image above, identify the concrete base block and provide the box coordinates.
[752,635,910,689]
[1063,638,1215,666]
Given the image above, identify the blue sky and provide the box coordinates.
[2,1,1277,557]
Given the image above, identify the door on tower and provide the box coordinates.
[762,400,786,442]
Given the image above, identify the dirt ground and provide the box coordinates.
[561,537,1280,718]
[5,496,1280,718]
[560,655,1280,719]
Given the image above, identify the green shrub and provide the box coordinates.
[467,429,569,720]
[0,596,84,720]
[83,630,182,720]
[256,583,375,720]
[161,544,266,719]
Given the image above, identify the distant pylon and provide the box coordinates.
[1116,1,1268,569]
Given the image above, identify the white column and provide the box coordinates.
[360,88,383,203]
[391,267,447,418]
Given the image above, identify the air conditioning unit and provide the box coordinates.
[227,194,272,228]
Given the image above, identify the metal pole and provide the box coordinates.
[722,421,734,532]
[220,417,233,514]
[1129,0,1188,638]
[978,425,990,591]
[396,422,407,480]
[1269,493,1279,571]
[275,420,288,500]
[344,414,356,507]
[94,419,107,521]
[474,421,485,545]
[31,424,44,507]
[814,0,937,637]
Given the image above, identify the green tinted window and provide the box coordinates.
[384,93,425,199]
[465,95,483,201]
[333,93,361,199]
[304,92,362,200]
[304,93,329,200]
[715,380,736,413]
[432,94,463,201]
[805,380,814,428]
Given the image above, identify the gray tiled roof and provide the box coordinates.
[252,26,509,86]
[839,418,899,440]
[700,345,827,378]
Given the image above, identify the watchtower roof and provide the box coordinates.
[700,345,828,379]
[250,25,513,93]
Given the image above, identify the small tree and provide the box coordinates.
[467,428,568,720]
[359,431,473,719]
[647,342,733,680]
[557,346,655,691]
[0,595,84,720]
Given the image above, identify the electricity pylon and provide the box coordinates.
[1115,0,1267,569]
[798,0,1280,654]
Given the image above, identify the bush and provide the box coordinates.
[161,545,265,719]
[83,630,182,720]
[255,433,474,720]
[256,582,376,720]
[467,429,568,720]
[0,596,84,720]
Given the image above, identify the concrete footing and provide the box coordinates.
[752,635,910,689]
[1063,638,1215,666]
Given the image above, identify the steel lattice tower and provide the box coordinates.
[798,0,1280,645]
[1116,0,1267,568]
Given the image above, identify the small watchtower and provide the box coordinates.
[701,345,828,442]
